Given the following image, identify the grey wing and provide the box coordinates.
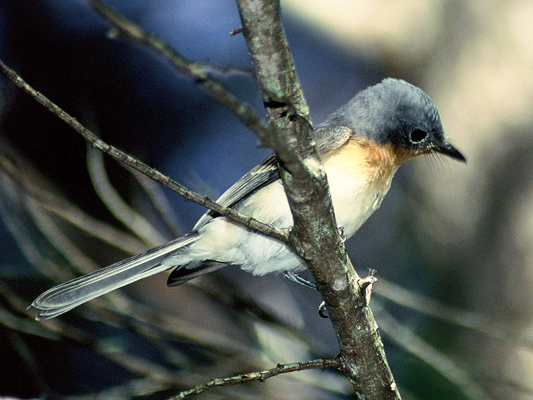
[193,125,351,230]
[313,124,353,155]
[193,153,280,230]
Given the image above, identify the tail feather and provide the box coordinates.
[167,260,229,287]
[31,235,198,320]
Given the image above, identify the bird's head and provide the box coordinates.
[322,78,466,163]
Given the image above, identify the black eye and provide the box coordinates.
[410,129,427,143]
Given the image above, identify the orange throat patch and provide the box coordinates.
[357,137,423,169]
[323,136,424,185]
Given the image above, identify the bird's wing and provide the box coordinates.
[314,125,353,155]
[193,153,280,230]
[193,125,352,231]
[193,125,353,230]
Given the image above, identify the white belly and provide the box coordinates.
[183,148,397,275]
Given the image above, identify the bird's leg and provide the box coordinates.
[283,272,331,318]
[284,271,318,290]
[338,226,346,243]
[315,270,379,319]
[318,301,329,318]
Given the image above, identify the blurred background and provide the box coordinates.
[0,0,532,399]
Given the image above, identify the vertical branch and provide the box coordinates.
[235,0,401,398]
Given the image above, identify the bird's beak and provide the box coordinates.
[434,142,466,163]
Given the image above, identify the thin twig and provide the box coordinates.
[171,359,344,399]
[86,146,168,247]
[378,310,491,400]
[0,172,77,282]
[88,0,273,146]
[376,278,533,349]
[0,59,288,244]
[128,166,184,238]
[23,199,102,274]
[6,330,53,396]
[0,145,148,255]
[0,282,60,341]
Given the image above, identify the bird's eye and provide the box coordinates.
[410,129,427,143]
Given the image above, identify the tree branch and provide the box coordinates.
[0,59,287,244]
[1,0,401,396]
[378,310,489,400]
[235,0,400,398]
[88,0,273,145]
[172,359,344,399]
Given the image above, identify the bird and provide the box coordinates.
[30,78,466,320]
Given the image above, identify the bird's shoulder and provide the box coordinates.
[193,154,280,230]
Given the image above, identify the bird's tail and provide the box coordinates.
[31,234,199,320]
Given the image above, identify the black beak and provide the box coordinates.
[434,143,466,163]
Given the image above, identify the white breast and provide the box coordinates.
[185,141,398,275]
[323,142,397,238]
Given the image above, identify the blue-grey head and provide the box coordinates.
[322,78,466,162]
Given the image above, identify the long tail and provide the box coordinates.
[31,235,199,320]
